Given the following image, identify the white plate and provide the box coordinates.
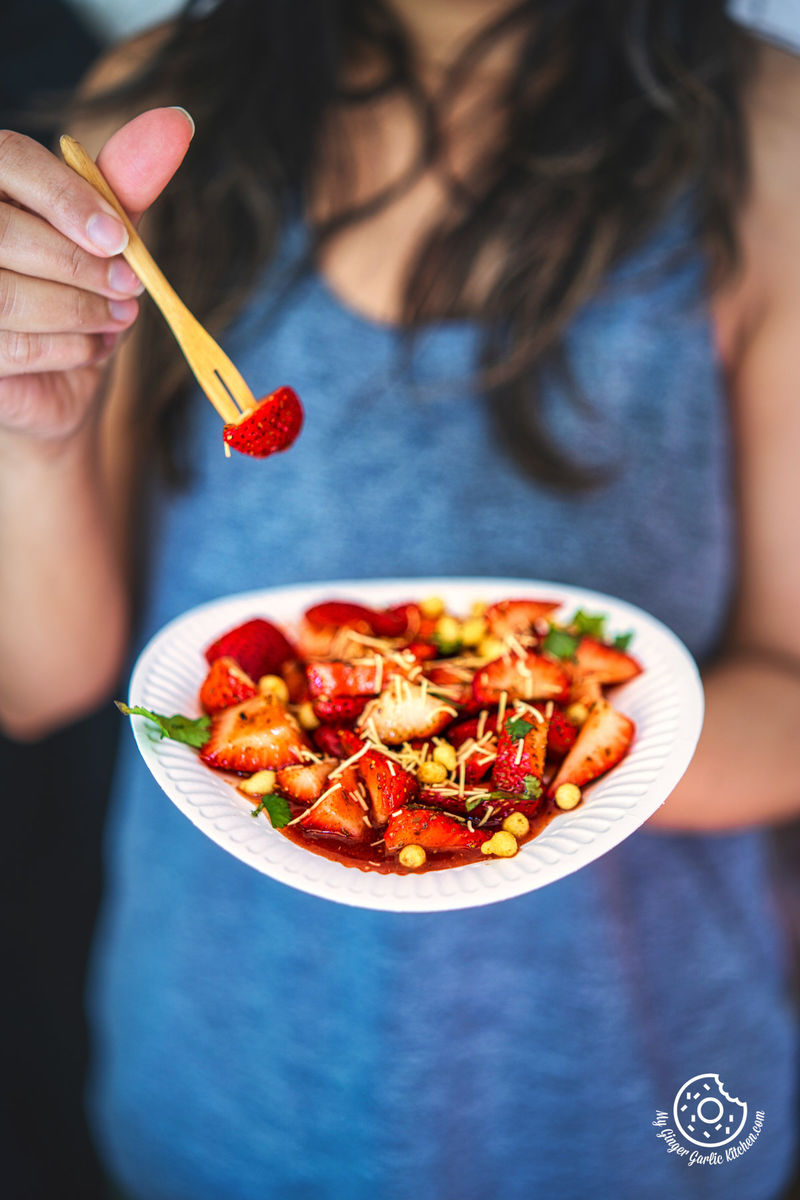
[127,577,703,912]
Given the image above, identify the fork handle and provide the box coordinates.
[61,137,190,327]
[59,135,245,423]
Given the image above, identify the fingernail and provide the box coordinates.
[108,298,138,324]
[108,258,144,296]
[87,212,129,255]
[170,106,195,137]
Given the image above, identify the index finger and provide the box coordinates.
[0,129,129,257]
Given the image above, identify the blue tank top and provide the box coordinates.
[88,209,798,1200]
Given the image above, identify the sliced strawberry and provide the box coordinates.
[204,617,295,680]
[447,716,482,747]
[463,754,494,784]
[485,598,561,640]
[312,694,369,724]
[358,750,418,825]
[572,637,642,685]
[446,714,497,745]
[277,759,336,803]
[548,699,635,796]
[425,665,465,692]
[530,703,577,759]
[479,793,543,822]
[425,665,484,716]
[298,766,369,841]
[200,695,308,774]
[415,785,538,823]
[312,724,355,759]
[199,656,257,713]
[303,601,376,631]
[303,600,417,641]
[406,640,439,661]
[222,386,303,458]
[357,682,457,744]
[446,715,498,782]
[295,622,366,661]
[492,712,549,794]
[338,729,367,757]
[472,652,570,705]
[384,808,489,854]
[306,659,402,699]
[415,615,438,640]
[371,604,416,638]
[417,787,472,815]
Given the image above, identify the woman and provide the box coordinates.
[0,2,798,1196]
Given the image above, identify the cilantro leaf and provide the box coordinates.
[505,715,534,740]
[523,775,542,800]
[115,702,211,749]
[250,794,292,829]
[570,609,607,638]
[613,631,634,651]
[542,628,579,660]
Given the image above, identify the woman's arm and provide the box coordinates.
[0,108,194,740]
[648,43,800,831]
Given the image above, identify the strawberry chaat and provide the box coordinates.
[119,595,641,874]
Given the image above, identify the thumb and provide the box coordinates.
[95,106,195,225]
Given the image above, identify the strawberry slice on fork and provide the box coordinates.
[222,386,303,458]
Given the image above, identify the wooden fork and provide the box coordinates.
[60,135,255,425]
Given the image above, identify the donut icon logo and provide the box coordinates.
[673,1074,748,1148]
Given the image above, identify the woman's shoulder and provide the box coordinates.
[713,42,800,367]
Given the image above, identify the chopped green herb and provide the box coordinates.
[542,627,579,660]
[481,777,542,805]
[523,774,543,800]
[115,702,211,749]
[505,715,534,740]
[613,631,634,651]
[432,631,462,656]
[250,793,292,829]
[465,794,485,812]
[484,788,522,803]
[570,609,607,639]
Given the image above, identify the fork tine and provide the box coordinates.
[183,323,257,417]
[178,340,241,423]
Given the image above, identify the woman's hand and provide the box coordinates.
[0,107,194,444]
[0,108,195,739]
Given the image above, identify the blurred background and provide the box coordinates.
[2,2,799,1199]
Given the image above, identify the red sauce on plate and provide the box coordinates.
[280,799,559,874]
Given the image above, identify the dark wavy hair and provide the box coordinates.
[76,0,752,484]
